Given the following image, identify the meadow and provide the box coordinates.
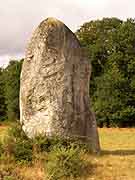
[90,128,135,180]
[0,124,135,180]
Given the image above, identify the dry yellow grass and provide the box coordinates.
[0,126,135,180]
[17,163,45,180]
[0,124,9,142]
[86,128,135,180]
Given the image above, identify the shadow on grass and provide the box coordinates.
[83,162,98,179]
[101,149,135,156]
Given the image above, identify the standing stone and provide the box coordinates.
[20,17,100,152]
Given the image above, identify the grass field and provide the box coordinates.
[0,124,9,142]
[89,128,135,180]
[0,125,135,180]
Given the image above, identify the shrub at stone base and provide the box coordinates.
[33,134,91,153]
[46,145,87,180]
[13,140,33,164]
[1,123,33,164]
[0,123,91,179]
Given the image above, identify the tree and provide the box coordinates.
[4,60,23,121]
[76,18,135,127]
[0,68,7,121]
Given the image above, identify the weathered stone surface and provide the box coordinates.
[20,17,100,152]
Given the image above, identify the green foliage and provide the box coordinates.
[4,60,23,121]
[33,135,90,154]
[77,18,135,127]
[46,145,87,180]
[8,123,33,164]
[0,123,92,179]
[13,140,33,164]
[1,123,89,167]
[1,123,33,164]
[0,68,7,121]
[33,135,54,152]
[8,122,28,141]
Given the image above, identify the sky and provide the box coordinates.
[0,0,135,67]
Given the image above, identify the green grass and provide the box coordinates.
[0,125,135,180]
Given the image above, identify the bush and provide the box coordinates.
[13,140,33,164]
[33,135,90,153]
[1,122,90,169]
[46,145,87,180]
[1,137,33,164]
[8,122,28,141]
[33,135,52,153]
[1,123,33,164]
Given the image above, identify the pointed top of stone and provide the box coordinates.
[39,17,65,29]
[26,17,81,58]
[45,17,61,23]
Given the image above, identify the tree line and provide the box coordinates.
[0,18,135,127]
[76,17,135,127]
[0,60,23,121]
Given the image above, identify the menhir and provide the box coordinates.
[20,17,100,152]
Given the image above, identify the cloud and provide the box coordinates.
[0,54,23,68]
[0,0,135,66]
